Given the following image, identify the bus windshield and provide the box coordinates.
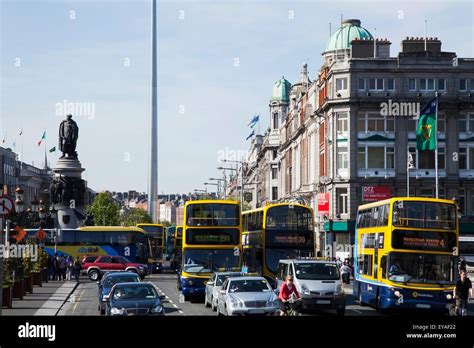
[266,205,313,230]
[294,263,340,280]
[183,249,239,274]
[265,248,314,275]
[186,204,239,226]
[388,252,455,285]
[392,201,456,230]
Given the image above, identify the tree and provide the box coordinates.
[86,192,120,226]
[120,208,153,226]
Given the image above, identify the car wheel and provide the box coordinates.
[88,269,100,281]
[336,306,346,316]
[217,305,224,316]
[100,305,105,315]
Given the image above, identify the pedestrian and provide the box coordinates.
[58,254,67,281]
[340,262,351,284]
[336,256,342,270]
[52,253,59,281]
[47,255,54,280]
[73,256,82,282]
[66,255,74,281]
[453,270,472,316]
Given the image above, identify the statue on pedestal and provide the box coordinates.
[59,114,79,158]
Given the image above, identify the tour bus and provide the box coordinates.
[459,235,474,280]
[242,203,316,283]
[171,226,183,270]
[354,197,458,312]
[136,223,165,272]
[179,200,242,300]
[24,226,152,264]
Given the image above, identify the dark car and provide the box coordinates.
[103,282,165,316]
[97,272,142,315]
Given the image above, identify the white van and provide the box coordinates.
[276,259,346,316]
[459,236,474,279]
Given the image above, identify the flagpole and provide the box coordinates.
[435,92,439,198]
[407,143,410,197]
[20,126,24,171]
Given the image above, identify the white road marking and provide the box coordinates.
[72,288,86,313]
[178,310,184,314]
[351,309,362,314]
[173,304,178,308]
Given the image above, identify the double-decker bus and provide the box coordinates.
[179,200,242,300]
[171,226,183,270]
[165,226,176,261]
[354,197,458,312]
[242,203,316,282]
[24,226,152,264]
[136,223,165,261]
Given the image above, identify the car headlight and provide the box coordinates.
[151,305,163,313]
[446,294,452,300]
[300,284,311,295]
[230,299,243,308]
[110,307,124,315]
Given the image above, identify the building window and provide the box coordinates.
[419,188,434,197]
[337,112,348,133]
[459,146,474,170]
[438,114,445,133]
[359,113,394,133]
[272,187,278,201]
[459,189,466,215]
[387,78,395,91]
[369,78,383,91]
[272,150,278,160]
[336,78,348,91]
[271,167,278,180]
[438,79,446,91]
[409,79,417,91]
[420,78,435,91]
[460,79,467,91]
[459,114,474,132]
[416,147,446,169]
[336,188,348,215]
[337,145,348,170]
[471,79,474,91]
[359,144,395,170]
[367,115,385,132]
[358,78,366,91]
[272,112,279,129]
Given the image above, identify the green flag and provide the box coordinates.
[416,97,437,151]
[49,146,56,153]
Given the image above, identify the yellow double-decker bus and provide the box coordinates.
[171,226,183,271]
[136,223,165,272]
[242,203,316,282]
[178,200,242,300]
[354,197,459,312]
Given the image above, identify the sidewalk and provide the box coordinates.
[3,280,78,316]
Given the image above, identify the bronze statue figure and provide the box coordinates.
[59,114,79,158]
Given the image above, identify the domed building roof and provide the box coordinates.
[325,19,373,53]
[271,76,291,103]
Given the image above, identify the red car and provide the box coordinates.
[81,255,147,281]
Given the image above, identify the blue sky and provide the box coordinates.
[1,0,473,194]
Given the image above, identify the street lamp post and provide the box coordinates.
[209,178,225,199]
[204,182,219,198]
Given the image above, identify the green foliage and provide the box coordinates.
[158,220,172,227]
[120,208,153,226]
[34,247,48,271]
[22,241,34,277]
[86,192,120,226]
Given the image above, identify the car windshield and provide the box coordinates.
[216,273,241,286]
[265,248,314,275]
[388,252,456,285]
[104,275,140,288]
[112,285,157,300]
[294,263,340,280]
[183,249,240,274]
[228,279,271,293]
[460,241,474,256]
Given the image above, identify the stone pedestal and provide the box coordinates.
[52,157,86,229]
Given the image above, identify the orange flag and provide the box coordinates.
[35,227,47,241]
[11,226,27,243]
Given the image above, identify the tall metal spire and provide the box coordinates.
[148,0,158,222]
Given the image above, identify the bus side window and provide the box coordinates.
[380,255,387,279]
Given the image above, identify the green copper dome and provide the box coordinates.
[271,76,291,103]
[325,19,373,52]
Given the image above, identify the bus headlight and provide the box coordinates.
[394,291,401,297]
[446,294,452,300]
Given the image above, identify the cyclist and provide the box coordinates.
[278,275,301,316]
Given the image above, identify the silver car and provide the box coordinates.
[204,272,245,311]
[216,276,279,316]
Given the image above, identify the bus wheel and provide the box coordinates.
[88,269,100,281]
